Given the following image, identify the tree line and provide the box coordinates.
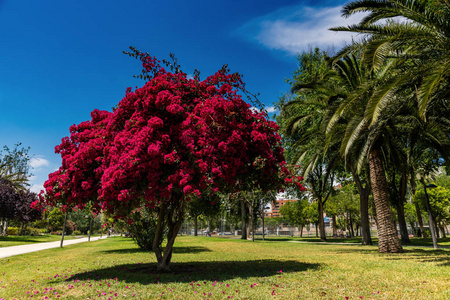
[275,0,450,252]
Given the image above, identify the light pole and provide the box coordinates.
[423,183,438,249]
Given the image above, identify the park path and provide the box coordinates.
[0,236,108,259]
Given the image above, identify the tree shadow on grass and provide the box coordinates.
[388,248,450,267]
[61,259,320,285]
[331,246,450,267]
[101,246,212,255]
[254,238,295,242]
[0,236,46,243]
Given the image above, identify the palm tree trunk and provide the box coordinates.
[369,148,403,253]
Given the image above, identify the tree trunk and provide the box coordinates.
[422,183,438,249]
[3,219,8,235]
[3,219,8,236]
[434,216,440,239]
[439,224,446,238]
[348,213,354,238]
[396,202,411,244]
[369,148,403,253]
[194,215,198,236]
[332,215,337,237]
[60,212,67,248]
[410,176,425,238]
[251,191,255,242]
[352,168,373,245]
[88,217,93,242]
[262,214,265,241]
[397,169,411,244]
[318,199,326,241]
[300,225,303,237]
[240,199,247,240]
[152,198,185,271]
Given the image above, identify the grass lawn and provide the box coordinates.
[0,236,448,299]
[0,235,81,248]
[251,236,450,247]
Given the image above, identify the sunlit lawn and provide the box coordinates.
[0,235,81,248]
[0,236,449,299]
[251,235,450,247]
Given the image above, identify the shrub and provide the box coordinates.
[6,227,18,235]
[127,208,165,251]
[65,220,76,235]
[33,219,48,229]
[72,230,81,236]
[18,226,41,236]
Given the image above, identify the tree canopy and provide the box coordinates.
[38,48,302,270]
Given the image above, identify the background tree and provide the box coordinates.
[0,179,19,235]
[15,190,41,235]
[47,207,64,232]
[414,185,450,238]
[277,48,340,241]
[186,193,221,236]
[0,143,31,190]
[279,198,309,237]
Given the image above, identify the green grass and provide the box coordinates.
[252,235,450,247]
[0,235,80,248]
[0,236,449,299]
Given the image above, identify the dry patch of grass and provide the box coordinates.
[0,236,448,299]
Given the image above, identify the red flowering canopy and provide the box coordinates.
[40,49,296,270]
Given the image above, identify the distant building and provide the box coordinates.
[265,199,296,218]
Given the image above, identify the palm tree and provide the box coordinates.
[278,49,343,241]
[324,52,407,252]
[0,144,31,191]
[331,0,450,119]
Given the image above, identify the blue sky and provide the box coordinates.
[0,0,363,193]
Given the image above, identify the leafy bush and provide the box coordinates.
[127,208,166,251]
[65,220,76,235]
[33,219,48,229]
[6,227,18,235]
[72,230,82,236]
[18,227,41,236]
[50,231,62,235]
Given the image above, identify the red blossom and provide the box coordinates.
[39,50,302,218]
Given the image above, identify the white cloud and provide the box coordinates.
[266,106,277,113]
[239,5,366,56]
[29,157,50,169]
[250,106,277,113]
[30,183,44,194]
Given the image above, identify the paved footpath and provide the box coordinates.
[0,236,108,259]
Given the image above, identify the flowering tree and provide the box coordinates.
[1,179,41,235]
[38,48,302,270]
